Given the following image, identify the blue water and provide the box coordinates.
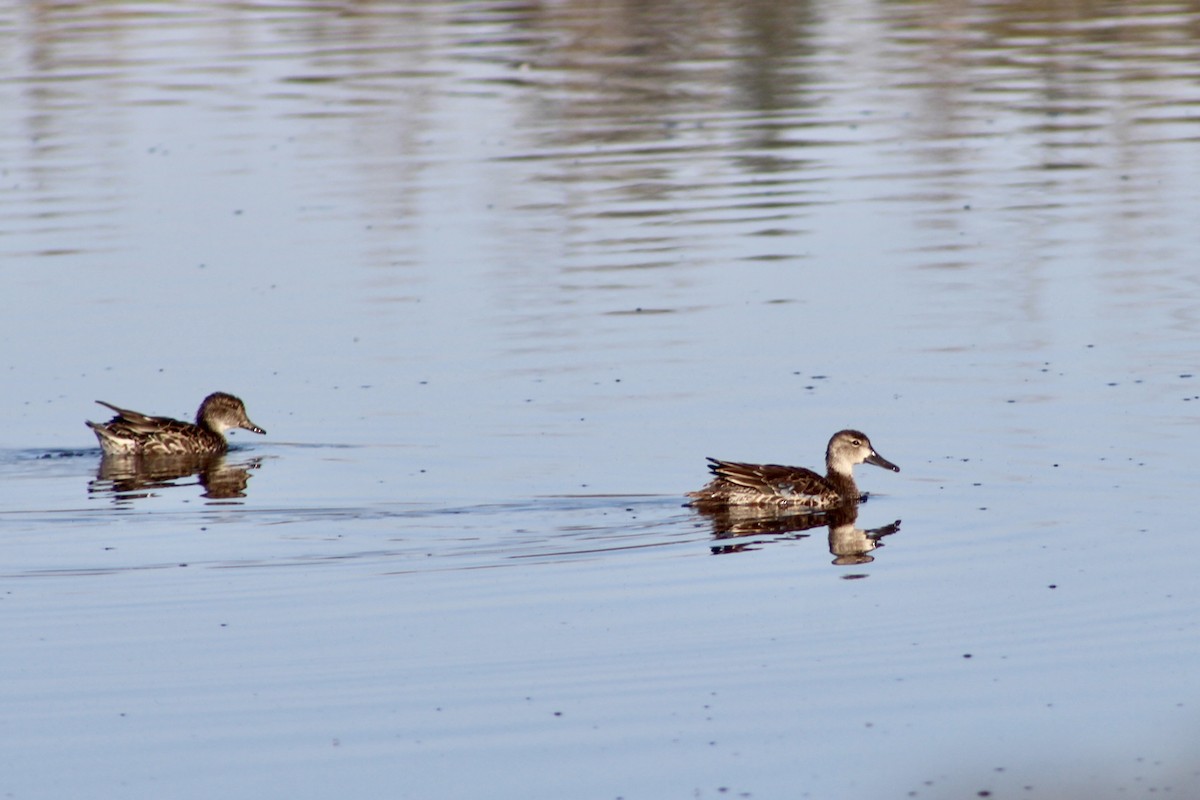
[3,1,1200,797]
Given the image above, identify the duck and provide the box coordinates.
[687,429,899,509]
[86,392,266,456]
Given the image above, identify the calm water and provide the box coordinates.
[3,1,1200,797]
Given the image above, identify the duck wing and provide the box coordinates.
[705,458,832,499]
[94,400,185,432]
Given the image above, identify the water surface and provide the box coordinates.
[3,1,1200,797]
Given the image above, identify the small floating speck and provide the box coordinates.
[607,307,673,315]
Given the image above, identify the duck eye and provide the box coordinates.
[851,439,861,446]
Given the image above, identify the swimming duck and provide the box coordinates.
[86,392,266,456]
[687,429,899,509]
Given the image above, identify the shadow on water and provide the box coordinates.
[695,502,901,567]
[2,447,268,505]
[88,453,264,504]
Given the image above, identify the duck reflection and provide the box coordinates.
[88,453,263,504]
[696,503,900,564]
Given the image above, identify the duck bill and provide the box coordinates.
[865,451,899,472]
[244,422,267,435]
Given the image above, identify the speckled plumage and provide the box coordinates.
[687,429,899,510]
[86,392,266,456]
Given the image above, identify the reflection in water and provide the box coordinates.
[698,503,900,565]
[88,453,263,504]
[827,512,901,567]
[9,0,1195,265]
[4,0,1199,376]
